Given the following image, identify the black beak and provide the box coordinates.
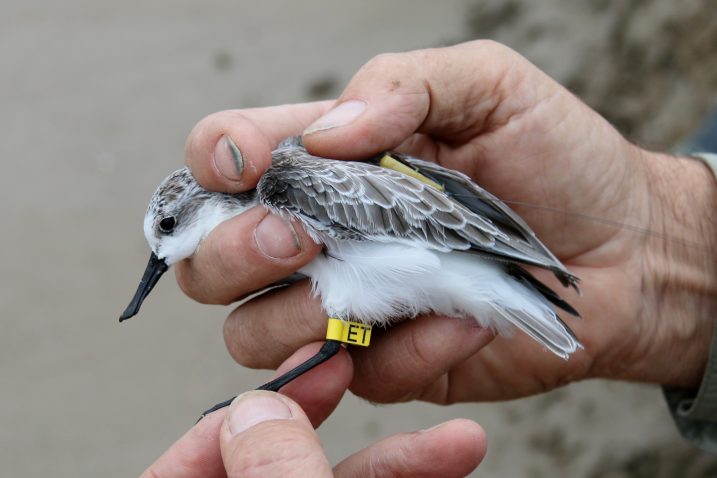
[119,252,169,322]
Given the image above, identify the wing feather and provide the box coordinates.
[259,142,577,289]
[395,154,579,290]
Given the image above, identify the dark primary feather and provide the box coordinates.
[258,139,578,292]
[260,150,499,249]
[505,264,580,317]
[394,154,579,291]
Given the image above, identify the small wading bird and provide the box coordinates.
[120,136,582,418]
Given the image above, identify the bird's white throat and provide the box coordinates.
[146,196,257,265]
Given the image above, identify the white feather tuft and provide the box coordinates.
[300,239,441,322]
[300,239,581,357]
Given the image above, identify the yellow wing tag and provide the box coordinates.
[326,318,372,346]
[379,154,445,192]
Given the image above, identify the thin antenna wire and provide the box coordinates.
[501,198,707,252]
[447,194,707,252]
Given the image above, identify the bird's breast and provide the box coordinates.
[298,237,512,325]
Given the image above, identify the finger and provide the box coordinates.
[268,341,353,428]
[140,408,226,478]
[349,315,494,404]
[302,40,541,158]
[175,207,322,304]
[220,391,332,478]
[224,280,494,404]
[186,102,333,193]
[223,281,326,368]
[334,419,486,478]
[224,281,493,403]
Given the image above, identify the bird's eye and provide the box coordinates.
[158,216,176,233]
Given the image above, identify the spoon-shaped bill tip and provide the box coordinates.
[119,252,169,322]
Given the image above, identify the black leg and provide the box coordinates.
[197,340,342,421]
[256,340,342,392]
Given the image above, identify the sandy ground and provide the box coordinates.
[1,1,716,477]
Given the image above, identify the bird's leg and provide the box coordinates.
[197,340,342,420]
[256,339,343,392]
[197,317,371,421]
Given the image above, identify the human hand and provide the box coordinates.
[141,378,486,477]
[178,40,717,405]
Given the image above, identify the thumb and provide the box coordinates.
[301,40,532,159]
[220,391,333,478]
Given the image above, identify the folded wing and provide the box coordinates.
[258,142,578,291]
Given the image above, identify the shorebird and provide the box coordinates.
[120,136,581,417]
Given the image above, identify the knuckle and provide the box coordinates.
[472,38,503,51]
[463,38,512,57]
[365,51,400,67]
[224,308,266,368]
[361,51,415,79]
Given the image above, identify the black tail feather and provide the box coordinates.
[506,264,581,318]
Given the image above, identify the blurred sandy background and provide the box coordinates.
[2,0,716,476]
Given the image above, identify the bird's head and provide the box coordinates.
[120,166,257,321]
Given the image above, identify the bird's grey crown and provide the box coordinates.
[148,167,256,235]
[148,168,200,220]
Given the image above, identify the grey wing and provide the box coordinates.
[395,153,579,290]
[258,147,505,252]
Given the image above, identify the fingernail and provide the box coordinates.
[303,100,367,135]
[255,213,302,259]
[227,391,293,436]
[213,135,244,181]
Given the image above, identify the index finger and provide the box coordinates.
[185,101,333,193]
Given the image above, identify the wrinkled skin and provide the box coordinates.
[144,40,717,476]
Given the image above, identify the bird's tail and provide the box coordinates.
[493,266,582,359]
[490,304,582,360]
[439,253,582,359]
